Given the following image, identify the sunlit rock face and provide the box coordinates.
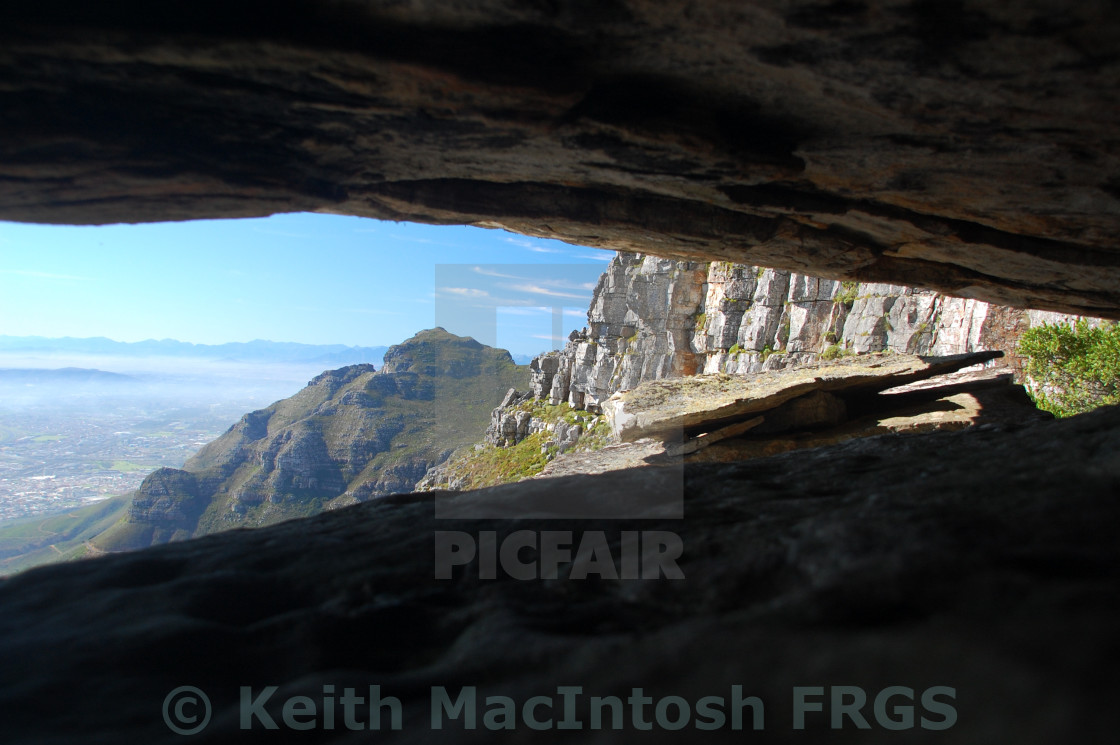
[532,252,1084,412]
[2,1,1120,315]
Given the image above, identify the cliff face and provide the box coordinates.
[531,253,1086,414]
[96,329,527,550]
[123,468,204,537]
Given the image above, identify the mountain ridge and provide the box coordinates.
[0,335,390,366]
[88,328,527,552]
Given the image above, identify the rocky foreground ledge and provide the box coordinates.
[2,407,1118,743]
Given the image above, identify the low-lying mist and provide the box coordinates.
[0,353,338,412]
[0,354,353,521]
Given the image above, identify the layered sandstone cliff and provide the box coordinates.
[525,253,1084,417]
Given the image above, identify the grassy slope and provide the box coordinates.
[431,400,612,490]
[0,494,130,576]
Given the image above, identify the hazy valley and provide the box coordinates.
[0,339,390,572]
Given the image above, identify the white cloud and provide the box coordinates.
[472,266,529,280]
[524,276,598,291]
[506,283,591,300]
[438,287,491,298]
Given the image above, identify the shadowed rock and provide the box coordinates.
[2,2,1120,314]
[1,404,1117,743]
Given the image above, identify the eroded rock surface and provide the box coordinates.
[604,351,999,441]
[529,253,1094,414]
[3,2,1120,314]
[536,365,1047,475]
[1,405,1117,744]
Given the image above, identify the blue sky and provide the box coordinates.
[0,213,614,357]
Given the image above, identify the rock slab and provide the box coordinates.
[604,351,1000,441]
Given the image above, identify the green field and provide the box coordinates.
[91,460,156,473]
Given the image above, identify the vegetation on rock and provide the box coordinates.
[834,281,859,306]
[1019,320,1120,417]
[426,399,613,490]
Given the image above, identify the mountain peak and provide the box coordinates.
[379,328,514,376]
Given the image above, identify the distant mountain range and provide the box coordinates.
[0,335,390,366]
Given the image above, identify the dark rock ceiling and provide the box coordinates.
[1,1,1119,315]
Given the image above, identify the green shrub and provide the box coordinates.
[1018,320,1120,417]
[728,343,744,355]
[834,281,859,306]
[821,344,844,360]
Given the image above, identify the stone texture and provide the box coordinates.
[536,366,1046,474]
[125,468,204,532]
[2,404,1118,744]
[2,2,1120,315]
[482,246,1058,465]
[691,378,1050,463]
[519,253,1094,421]
[604,351,1000,441]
